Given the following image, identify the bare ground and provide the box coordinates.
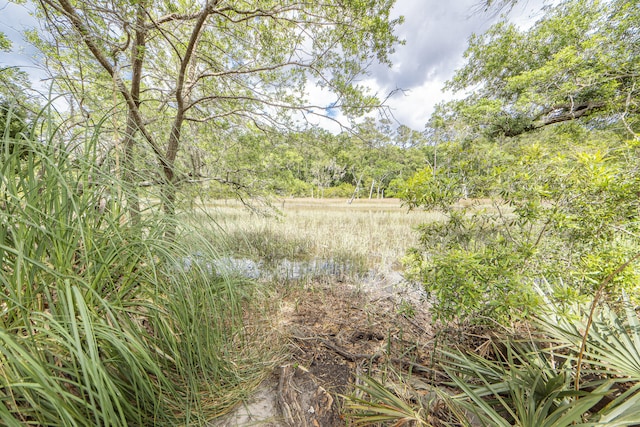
[213,272,440,426]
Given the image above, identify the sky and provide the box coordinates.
[0,0,550,132]
[339,0,550,132]
[0,1,43,77]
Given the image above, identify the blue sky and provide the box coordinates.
[0,0,550,131]
[1,1,44,78]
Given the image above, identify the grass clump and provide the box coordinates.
[224,226,314,262]
[0,107,276,425]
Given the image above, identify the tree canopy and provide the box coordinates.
[433,0,639,140]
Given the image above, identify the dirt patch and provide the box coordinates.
[213,274,436,426]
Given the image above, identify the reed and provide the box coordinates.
[0,105,277,425]
[193,197,441,274]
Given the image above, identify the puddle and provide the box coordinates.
[180,254,429,305]
[205,256,369,281]
[266,258,367,280]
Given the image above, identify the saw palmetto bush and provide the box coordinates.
[345,374,436,426]
[534,292,640,426]
[345,292,640,426]
[439,295,640,426]
[440,339,608,427]
[0,106,269,425]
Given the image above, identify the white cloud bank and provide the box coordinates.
[364,0,551,130]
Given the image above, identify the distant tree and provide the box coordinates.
[395,125,426,149]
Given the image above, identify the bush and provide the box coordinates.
[323,182,356,198]
[402,126,640,324]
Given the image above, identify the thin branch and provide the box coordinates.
[41,0,170,172]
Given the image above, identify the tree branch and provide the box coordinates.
[41,0,170,172]
[542,101,606,125]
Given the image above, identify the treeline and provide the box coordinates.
[193,118,431,200]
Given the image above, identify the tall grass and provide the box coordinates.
[191,198,441,273]
[0,105,274,425]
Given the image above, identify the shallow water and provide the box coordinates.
[181,254,368,281]
[180,253,429,303]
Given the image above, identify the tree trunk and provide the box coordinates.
[160,3,212,239]
[162,183,177,240]
[120,0,146,226]
[162,121,181,240]
[349,173,364,204]
[122,115,141,225]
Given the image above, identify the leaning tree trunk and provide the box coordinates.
[348,172,364,204]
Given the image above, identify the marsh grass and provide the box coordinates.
[190,197,441,276]
[0,106,279,425]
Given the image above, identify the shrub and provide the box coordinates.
[323,182,356,198]
[402,126,640,323]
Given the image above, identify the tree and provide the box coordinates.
[401,0,640,322]
[442,0,639,139]
[402,124,640,322]
[30,0,402,232]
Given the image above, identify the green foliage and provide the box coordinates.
[0,108,270,425]
[442,341,607,427]
[203,125,427,200]
[323,182,356,198]
[0,101,29,146]
[402,125,640,323]
[171,120,427,202]
[344,375,432,426]
[0,33,11,51]
[437,0,639,139]
[441,338,625,427]
[406,5,640,319]
[399,166,461,210]
[538,293,640,383]
[402,208,543,322]
[28,0,404,213]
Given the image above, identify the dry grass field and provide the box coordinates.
[195,197,444,273]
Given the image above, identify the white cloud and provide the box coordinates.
[365,0,552,131]
[0,0,51,102]
[384,78,453,130]
[300,82,350,133]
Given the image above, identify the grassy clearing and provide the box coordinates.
[192,197,442,273]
